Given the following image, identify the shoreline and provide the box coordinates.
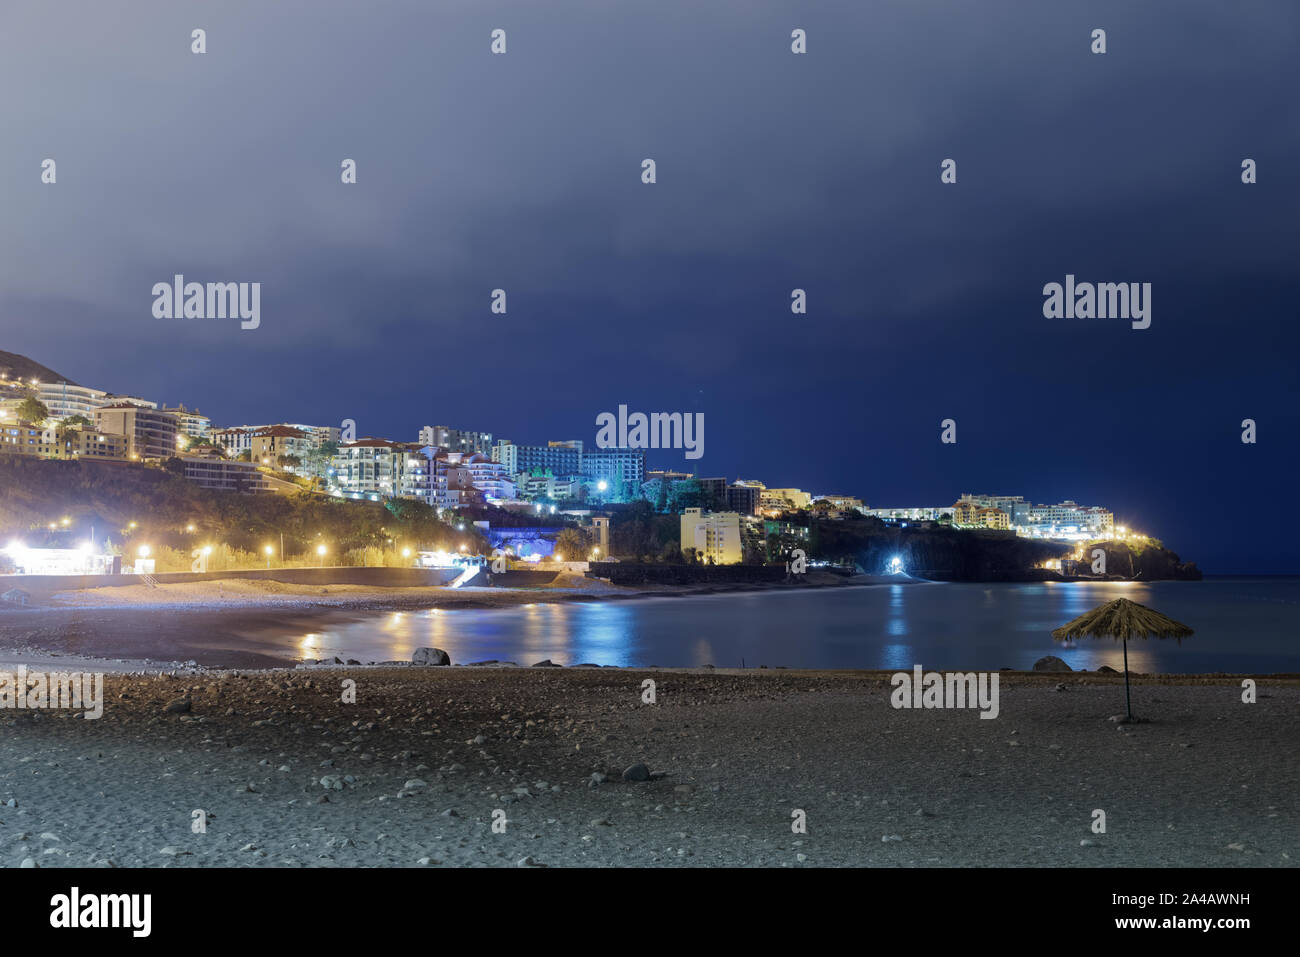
[18,569,905,612]
[0,572,919,672]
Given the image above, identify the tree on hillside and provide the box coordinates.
[554,527,590,561]
[658,541,684,564]
[16,397,49,425]
[54,416,93,458]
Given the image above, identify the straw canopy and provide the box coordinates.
[1052,597,1194,644]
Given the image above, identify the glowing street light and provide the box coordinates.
[137,545,151,558]
[264,544,274,568]
[316,544,327,567]
[597,480,607,492]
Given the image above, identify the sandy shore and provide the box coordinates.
[37,570,886,611]
[0,667,1294,868]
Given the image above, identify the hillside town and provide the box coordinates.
[1,355,1125,568]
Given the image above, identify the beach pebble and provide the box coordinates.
[881,834,903,842]
[622,763,651,782]
[19,858,37,868]
[403,779,428,791]
[159,846,191,856]
[319,775,344,790]
[163,696,192,714]
[1080,838,1099,847]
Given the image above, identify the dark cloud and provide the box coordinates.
[2,1,1296,571]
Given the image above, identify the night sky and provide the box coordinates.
[2,1,1296,573]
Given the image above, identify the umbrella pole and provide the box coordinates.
[1123,637,1132,720]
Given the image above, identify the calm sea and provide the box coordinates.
[289,577,1300,674]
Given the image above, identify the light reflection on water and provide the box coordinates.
[279,579,1300,673]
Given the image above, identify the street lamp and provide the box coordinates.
[264,545,274,569]
[137,545,151,558]
[317,544,327,567]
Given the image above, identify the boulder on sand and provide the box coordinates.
[411,648,451,667]
[1032,655,1072,673]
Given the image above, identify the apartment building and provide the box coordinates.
[680,508,743,564]
[93,405,178,460]
[180,457,272,493]
[162,404,212,440]
[250,425,315,464]
[419,425,494,457]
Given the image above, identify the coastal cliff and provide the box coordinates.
[809,519,1200,582]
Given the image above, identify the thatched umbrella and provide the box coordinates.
[1052,597,1193,719]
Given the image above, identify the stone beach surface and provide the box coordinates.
[1,666,1294,868]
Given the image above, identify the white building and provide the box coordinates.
[464,454,517,503]
[680,508,743,564]
[163,405,211,440]
[1022,501,1113,537]
[860,506,950,522]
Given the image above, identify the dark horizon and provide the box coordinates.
[3,1,1296,575]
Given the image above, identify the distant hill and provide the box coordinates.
[0,350,78,387]
[0,457,482,568]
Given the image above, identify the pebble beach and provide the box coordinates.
[1,666,1294,868]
